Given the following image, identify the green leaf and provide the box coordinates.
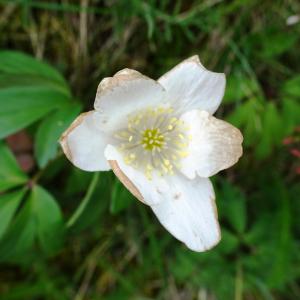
[217,229,239,254]
[35,102,82,168]
[0,142,28,192]
[0,86,70,139]
[0,50,70,94]
[227,98,263,147]
[244,216,274,245]
[0,195,35,263]
[30,185,64,255]
[282,98,300,134]
[282,75,300,98]
[0,73,69,96]
[0,185,64,262]
[255,102,283,159]
[224,72,258,103]
[0,189,25,240]
[219,181,247,234]
[110,178,134,214]
[260,31,297,58]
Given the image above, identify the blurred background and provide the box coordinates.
[0,0,300,299]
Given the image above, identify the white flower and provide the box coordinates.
[60,56,243,252]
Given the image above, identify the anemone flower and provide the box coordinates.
[60,56,243,251]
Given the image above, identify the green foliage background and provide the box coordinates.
[0,0,300,299]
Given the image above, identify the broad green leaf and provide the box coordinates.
[0,73,70,96]
[0,189,25,239]
[0,185,64,262]
[35,102,82,168]
[282,98,300,134]
[282,75,300,98]
[255,103,283,159]
[0,142,28,192]
[227,98,263,147]
[0,50,70,94]
[0,196,35,262]
[30,185,64,255]
[0,86,69,113]
[244,217,272,245]
[217,229,239,254]
[110,178,134,214]
[0,86,70,139]
[260,32,297,58]
[219,181,247,234]
[224,73,258,103]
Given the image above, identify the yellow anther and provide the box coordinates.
[179,151,189,157]
[116,105,190,178]
[145,172,152,180]
[161,164,169,173]
[147,164,153,170]
[164,159,170,166]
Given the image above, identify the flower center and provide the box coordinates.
[114,106,190,180]
[142,128,164,151]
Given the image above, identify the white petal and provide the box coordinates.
[60,111,112,171]
[180,110,243,179]
[158,56,225,114]
[94,69,167,131]
[151,175,220,252]
[104,144,168,205]
[105,145,220,252]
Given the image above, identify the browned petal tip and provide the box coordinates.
[108,160,145,204]
[59,111,93,162]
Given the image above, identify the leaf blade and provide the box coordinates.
[30,185,65,255]
[0,86,70,139]
[0,142,28,192]
[35,102,82,168]
[0,189,26,240]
